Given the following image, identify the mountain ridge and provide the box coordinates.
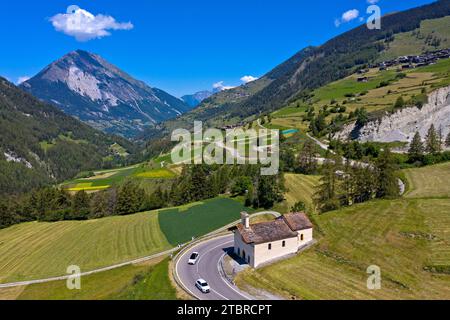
[20,50,192,138]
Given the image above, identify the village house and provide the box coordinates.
[233,212,314,268]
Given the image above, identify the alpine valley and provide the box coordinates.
[1,0,450,303]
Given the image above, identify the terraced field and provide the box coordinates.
[237,163,450,300]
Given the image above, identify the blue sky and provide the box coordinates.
[0,0,435,97]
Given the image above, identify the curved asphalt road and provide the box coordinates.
[175,234,253,300]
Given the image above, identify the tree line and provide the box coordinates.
[408,125,450,165]
[0,164,284,229]
[314,149,400,213]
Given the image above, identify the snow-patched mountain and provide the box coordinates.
[20,50,191,137]
[181,90,215,108]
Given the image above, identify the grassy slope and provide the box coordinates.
[113,258,177,300]
[236,163,450,300]
[404,162,450,199]
[14,257,176,300]
[0,211,171,283]
[283,174,320,212]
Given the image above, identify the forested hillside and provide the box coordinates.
[0,77,138,195]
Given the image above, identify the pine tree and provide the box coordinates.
[425,124,440,154]
[314,156,341,212]
[393,96,405,110]
[355,108,369,126]
[231,176,252,196]
[438,126,444,153]
[0,199,13,229]
[256,175,283,209]
[352,165,377,204]
[291,201,306,212]
[116,181,144,215]
[408,132,424,163]
[71,190,90,220]
[189,165,210,201]
[89,191,112,219]
[297,140,318,174]
[446,132,450,148]
[375,148,399,199]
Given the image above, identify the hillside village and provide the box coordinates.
[376,47,450,69]
[357,47,450,82]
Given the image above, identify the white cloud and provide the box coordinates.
[240,75,258,84]
[50,5,133,42]
[212,76,258,92]
[17,76,30,84]
[213,81,235,91]
[335,9,360,27]
[342,9,360,22]
[367,0,380,4]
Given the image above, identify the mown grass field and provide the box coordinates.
[236,163,450,300]
[0,211,171,283]
[158,198,254,246]
[3,257,177,300]
[283,174,320,212]
[404,162,450,198]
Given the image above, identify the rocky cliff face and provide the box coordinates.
[336,85,450,145]
[20,50,191,138]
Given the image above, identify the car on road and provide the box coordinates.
[188,252,200,265]
[195,279,210,294]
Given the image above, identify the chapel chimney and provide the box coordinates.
[241,212,250,229]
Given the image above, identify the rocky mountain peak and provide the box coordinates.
[20,51,191,138]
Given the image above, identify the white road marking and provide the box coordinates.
[217,252,253,300]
